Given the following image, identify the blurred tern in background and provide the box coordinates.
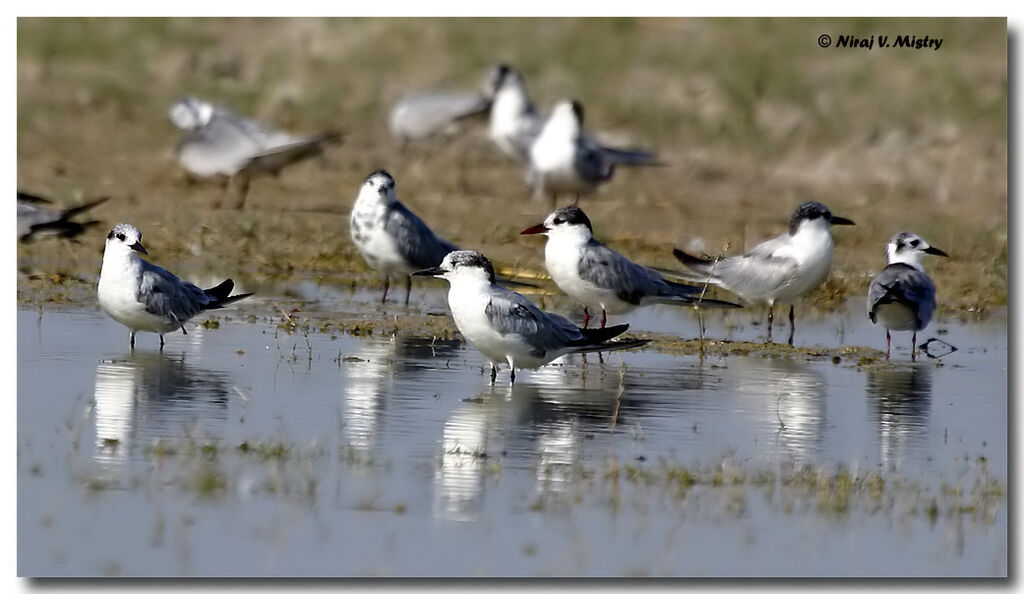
[673,201,854,345]
[17,191,108,242]
[413,250,649,384]
[867,232,947,359]
[521,206,740,328]
[169,97,343,208]
[488,65,545,162]
[528,99,662,205]
[389,64,506,147]
[97,223,252,349]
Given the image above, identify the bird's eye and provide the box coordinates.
[910,239,920,247]
[116,233,126,241]
[553,217,564,225]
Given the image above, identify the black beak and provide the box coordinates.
[829,216,855,226]
[130,241,148,255]
[924,245,949,257]
[411,266,444,277]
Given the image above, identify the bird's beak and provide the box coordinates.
[520,224,548,235]
[411,267,444,277]
[830,216,855,226]
[130,241,148,255]
[924,245,949,257]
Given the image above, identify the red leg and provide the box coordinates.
[886,330,891,359]
[600,309,607,329]
[583,307,590,329]
[381,276,390,304]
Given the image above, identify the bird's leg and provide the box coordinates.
[598,352,605,365]
[765,305,774,343]
[231,170,251,210]
[404,275,412,307]
[130,331,136,350]
[912,332,917,362]
[886,330,892,359]
[601,309,607,329]
[159,334,165,350]
[509,367,516,385]
[381,276,390,304]
[490,363,497,384]
[787,305,795,346]
[583,307,591,329]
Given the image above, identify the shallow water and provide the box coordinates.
[17,300,1007,577]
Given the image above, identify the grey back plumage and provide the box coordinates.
[579,240,696,305]
[383,201,460,270]
[483,287,583,357]
[389,92,491,140]
[137,260,219,326]
[867,263,936,330]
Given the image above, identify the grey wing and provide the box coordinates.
[17,201,60,237]
[574,139,613,184]
[214,108,297,149]
[484,288,578,356]
[713,239,800,297]
[578,241,664,305]
[384,202,459,270]
[868,265,936,326]
[138,262,213,325]
[389,92,490,139]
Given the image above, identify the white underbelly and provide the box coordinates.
[873,302,920,331]
[98,281,180,333]
[449,292,549,369]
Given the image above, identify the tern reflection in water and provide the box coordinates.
[340,336,464,454]
[433,372,656,522]
[725,358,826,462]
[92,351,231,475]
[865,364,933,471]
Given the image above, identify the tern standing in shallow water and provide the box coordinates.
[97,224,252,349]
[413,251,649,384]
[521,206,740,328]
[867,232,947,360]
[527,99,661,205]
[350,170,459,305]
[673,201,855,344]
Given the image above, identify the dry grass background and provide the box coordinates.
[16,18,1007,316]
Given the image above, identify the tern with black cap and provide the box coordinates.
[673,201,855,344]
[521,206,741,328]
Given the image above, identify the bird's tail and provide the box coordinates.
[203,279,254,308]
[672,249,722,283]
[600,147,665,167]
[647,280,743,309]
[572,323,630,345]
[569,337,652,355]
[565,324,650,354]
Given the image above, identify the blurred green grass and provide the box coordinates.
[16,17,1007,314]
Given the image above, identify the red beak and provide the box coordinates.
[520,224,547,235]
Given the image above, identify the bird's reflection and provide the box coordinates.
[92,351,230,474]
[725,357,826,462]
[865,364,933,470]
[433,370,652,522]
[340,336,463,454]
